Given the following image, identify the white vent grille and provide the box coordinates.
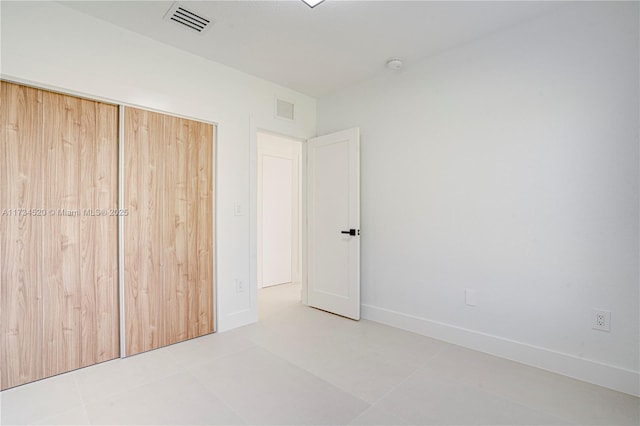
[275,98,295,121]
[164,2,212,34]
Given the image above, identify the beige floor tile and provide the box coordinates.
[419,344,640,425]
[348,405,411,425]
[375,371,571,425]
[0,372,83,425]
[190,346,369,425]
[74,346,184,404]
[345,319,449,367]
[278,338,421,403]
[31,405,90,425]
[84,372,244,425]
[163,331,256,368]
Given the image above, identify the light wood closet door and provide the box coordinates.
[0,81,119,390]
[124,107,214,356]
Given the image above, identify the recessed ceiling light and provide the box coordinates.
[386,58,404,70]
[302,0,326,8]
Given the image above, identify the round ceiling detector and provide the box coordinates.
[386,58,403,70]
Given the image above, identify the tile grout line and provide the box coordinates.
[458,379,580,426]
[74,351,187,411]
[21,374,87,425]
[242,343,374,423]
[253,343,375,423]
[183,367,250,425]
[350,342,453,425]
[165,335,260,369]
[250,312,456,423]
[421,346,583,425]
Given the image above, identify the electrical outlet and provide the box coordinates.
[234,201,243,216]
[592,309,611,332]
[235,279,244,293]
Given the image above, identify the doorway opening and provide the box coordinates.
[257,131,303,317]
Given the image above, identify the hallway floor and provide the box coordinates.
[1,282,638,425]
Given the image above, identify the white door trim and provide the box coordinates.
[257,133,302,288]
[249,123,309,317]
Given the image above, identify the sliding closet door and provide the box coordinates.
[1,83,44,390]
[41,90,119,377]
[163,115,214,344]
[123,108,165,354]
[0,82,119,390]
[124,107,214,356]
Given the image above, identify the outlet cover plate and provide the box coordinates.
[592,309,611,332]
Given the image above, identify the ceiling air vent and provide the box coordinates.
[164,2,212,34]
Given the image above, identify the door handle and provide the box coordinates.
[340,229,360,236]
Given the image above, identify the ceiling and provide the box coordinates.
[60,1,566,97]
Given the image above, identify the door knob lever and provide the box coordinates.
[340,229,359,236]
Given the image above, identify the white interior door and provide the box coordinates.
[307,128,360,320]
[262,155,293,286]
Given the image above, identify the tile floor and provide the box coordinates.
[1,282,638,425]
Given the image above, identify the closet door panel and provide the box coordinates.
[123,106,140,354]
[0,83,44,390]
[42,91,83,377]
[164,116,188,345]
[94,103,119,363]
[147,111,166,352]
[186,121,199,339]
[80,102,119,365]
[124,107,165,355]
[79,100,98,367]
[1,82,118,390]
[124,106,214,356]
[196,121,214,336]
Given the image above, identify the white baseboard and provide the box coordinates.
[361,304,640,397]
[217,308,257,333]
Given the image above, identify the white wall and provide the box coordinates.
[318,2,639,395]
[0,1,317,332]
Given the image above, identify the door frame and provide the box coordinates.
[257,132,302,289]
[250,123,309,314]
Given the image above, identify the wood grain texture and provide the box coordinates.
[0,82,44,390]
[42,90,82,378]
[163,116,188,345]
[197,121,215,335]
[123,106,140,355]
[124,107,165,355]
[80,101,119,366]
[1,82,118,390]
[94,103,119,363]
[124,107,214,356]
[186,120,199,339]
[79,100,98,368]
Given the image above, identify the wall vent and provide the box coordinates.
[275,97,295,121]
[164,2,212,34]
